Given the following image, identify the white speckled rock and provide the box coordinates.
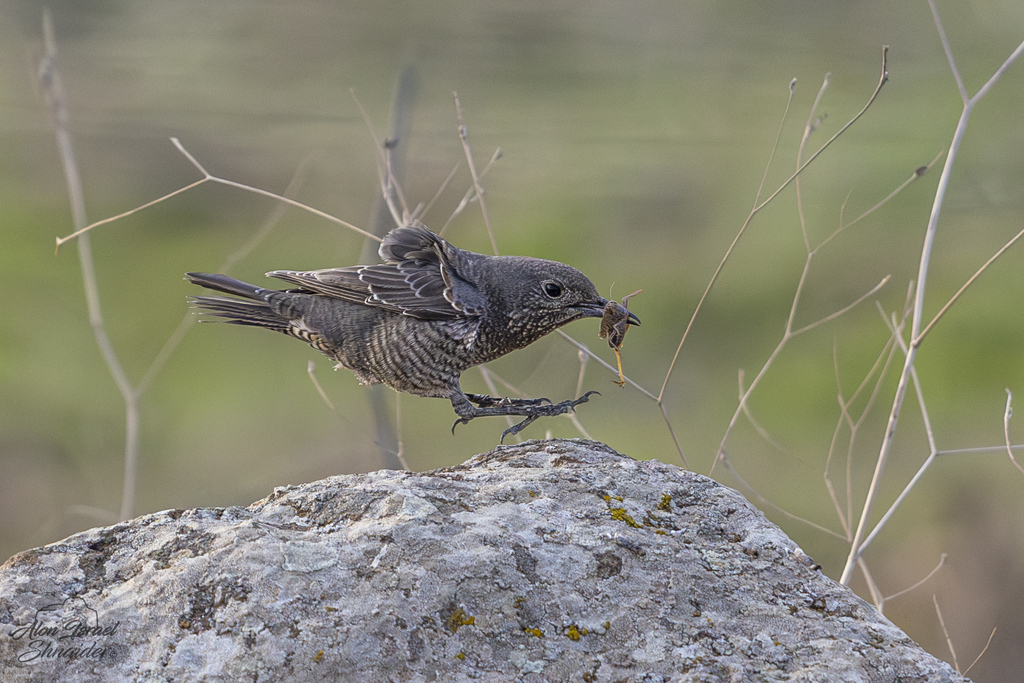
[0,439,967,682]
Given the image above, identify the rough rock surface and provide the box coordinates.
[0,439,967,682]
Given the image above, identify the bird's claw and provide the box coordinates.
[451,416,472,435]
[498,391,601,443]
[500,416,539,443]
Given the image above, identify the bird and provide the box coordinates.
[186,222,639,441]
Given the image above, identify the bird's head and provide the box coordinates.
[488,257,640,344]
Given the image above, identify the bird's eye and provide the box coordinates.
[542,280,564,299]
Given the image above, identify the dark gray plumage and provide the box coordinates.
[186,223,638,440]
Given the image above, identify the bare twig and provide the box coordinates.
[574,349,589,400]
[140,153,315,397]
[856,558,883,608]
[963,627,997,676]
[917,222,1024,344]
[665,52,893,473]
[840,16,1024,584]
[796,73,830,250]
[933,595,959,673]
[754,77,798,209]
[307,361,336,411]
[421,162,460,225]
[877,554,946,613]
[439,148,502,237]
[43,8,324,520]
[55,138,380,249]
[851,303,940,557]
[350,88,406,228]
[53,179,206,254]
[737,370,792,457]
[1004,390,1024,475]
[712,274,889,477]
[393,393,408,471]
[792,275,892,337]
[937,444,1024,456]
[927,0,968,101]
[816,151,945,253]
[713,456,845,540]
[825,330,900,536]
[556,331,658,400]
[453,92,499,255]
[41,11,140,521]
[659,47,888,407]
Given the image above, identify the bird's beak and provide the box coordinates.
[579,299,607,318]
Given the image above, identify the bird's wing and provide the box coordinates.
[266,267,373,306]
[267,225,486,320]
[378,222,446,264]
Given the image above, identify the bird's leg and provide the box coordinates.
[451,391,601,442]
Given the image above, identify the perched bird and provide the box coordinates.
[187,223,638,440]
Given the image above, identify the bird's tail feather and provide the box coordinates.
[186,272,268,299]
[186,273,290,331]
[188,295,290,331]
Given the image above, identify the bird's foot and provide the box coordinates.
[500,391,600,442]
[451,391,601,442]
[464,393,552,408]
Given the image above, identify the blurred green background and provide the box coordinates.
[3,0,1024,677]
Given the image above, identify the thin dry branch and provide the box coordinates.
[963,627,997,676]
[927,0,968,102]
[350,88,406,228]
[307,361,336,411]
[917,221,1024,344]
[840,20,1024,584]
[555,330,658,401]
[792,275,892,337]
[574,349,590,400]
[737,370,792,457]
[421,162,461,225]
[55,138,380,249]
[53,179,206,254]
[825,330,900,536]
[816,151,945,253]
[850,304,939,557]
[856,558,883,608]
[439,148,502,237]
[393,392,409,471]
[933,595,959,673]
[713,456,845,540]
[753,77,798,210]
[454,92,499,255]
[41,11,140,521]
[659,47,889,403]
[139,153,315,396]
[877,553,946,613]
[1003,390,1024,475]
[711,273,890,477]
[383,143,412,222]
[796,73,831,250]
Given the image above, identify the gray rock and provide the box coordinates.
[0,439,968,682]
